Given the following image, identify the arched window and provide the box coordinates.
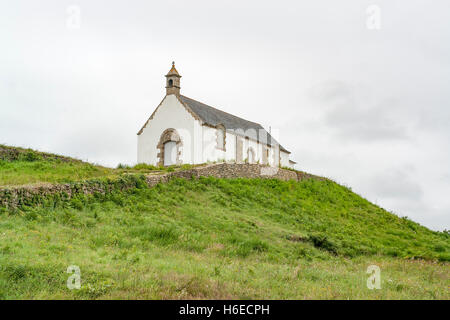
[168,79,173,87]
[216,125,226,151]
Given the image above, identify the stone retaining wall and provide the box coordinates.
[0,164,320,209]
[0,176,143,209]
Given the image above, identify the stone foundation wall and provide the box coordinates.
[0,164,319,209]
[0,176,143,209]
[194,163,299,181]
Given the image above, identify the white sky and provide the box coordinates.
[1,0,449,230]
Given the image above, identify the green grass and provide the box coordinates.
[0,159,117,186]
[0,145,197,186]
[1,176,449,299]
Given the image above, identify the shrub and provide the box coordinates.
[20,151,42,162]
[308,234,337,255]
[70,198,84,210]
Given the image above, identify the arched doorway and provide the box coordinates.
[157,128,182,166]
[164,141,177,166]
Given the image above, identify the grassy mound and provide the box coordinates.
[0,176,448,299]
[0,145,192,186]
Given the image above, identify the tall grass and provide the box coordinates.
[0,177,448,299]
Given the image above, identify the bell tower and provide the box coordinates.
[165,61,181,95]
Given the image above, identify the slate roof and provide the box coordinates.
[179,95,289,153]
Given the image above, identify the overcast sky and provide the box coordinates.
[1,0,449,230]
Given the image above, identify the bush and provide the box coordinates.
[19,151,42,162]
[308,234,337,255]
[70,198,84,210]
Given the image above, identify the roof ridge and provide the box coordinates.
[180,95,263,127]
[179,95,289,153]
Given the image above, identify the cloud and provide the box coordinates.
[358,165,450,230]
[308,81,412,142]
[366,166,423,200]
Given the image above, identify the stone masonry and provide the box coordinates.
[0,163,321,209]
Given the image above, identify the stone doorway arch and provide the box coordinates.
[157,128,182,166]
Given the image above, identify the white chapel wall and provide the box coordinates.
[138,94,292,167]
[280,151,290,167]
[201,126,236,163]
[137,94,197,165]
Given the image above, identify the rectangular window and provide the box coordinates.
[217,128,225,150]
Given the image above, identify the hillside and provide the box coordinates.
[0,146,449,299]
[0,144,192,186]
